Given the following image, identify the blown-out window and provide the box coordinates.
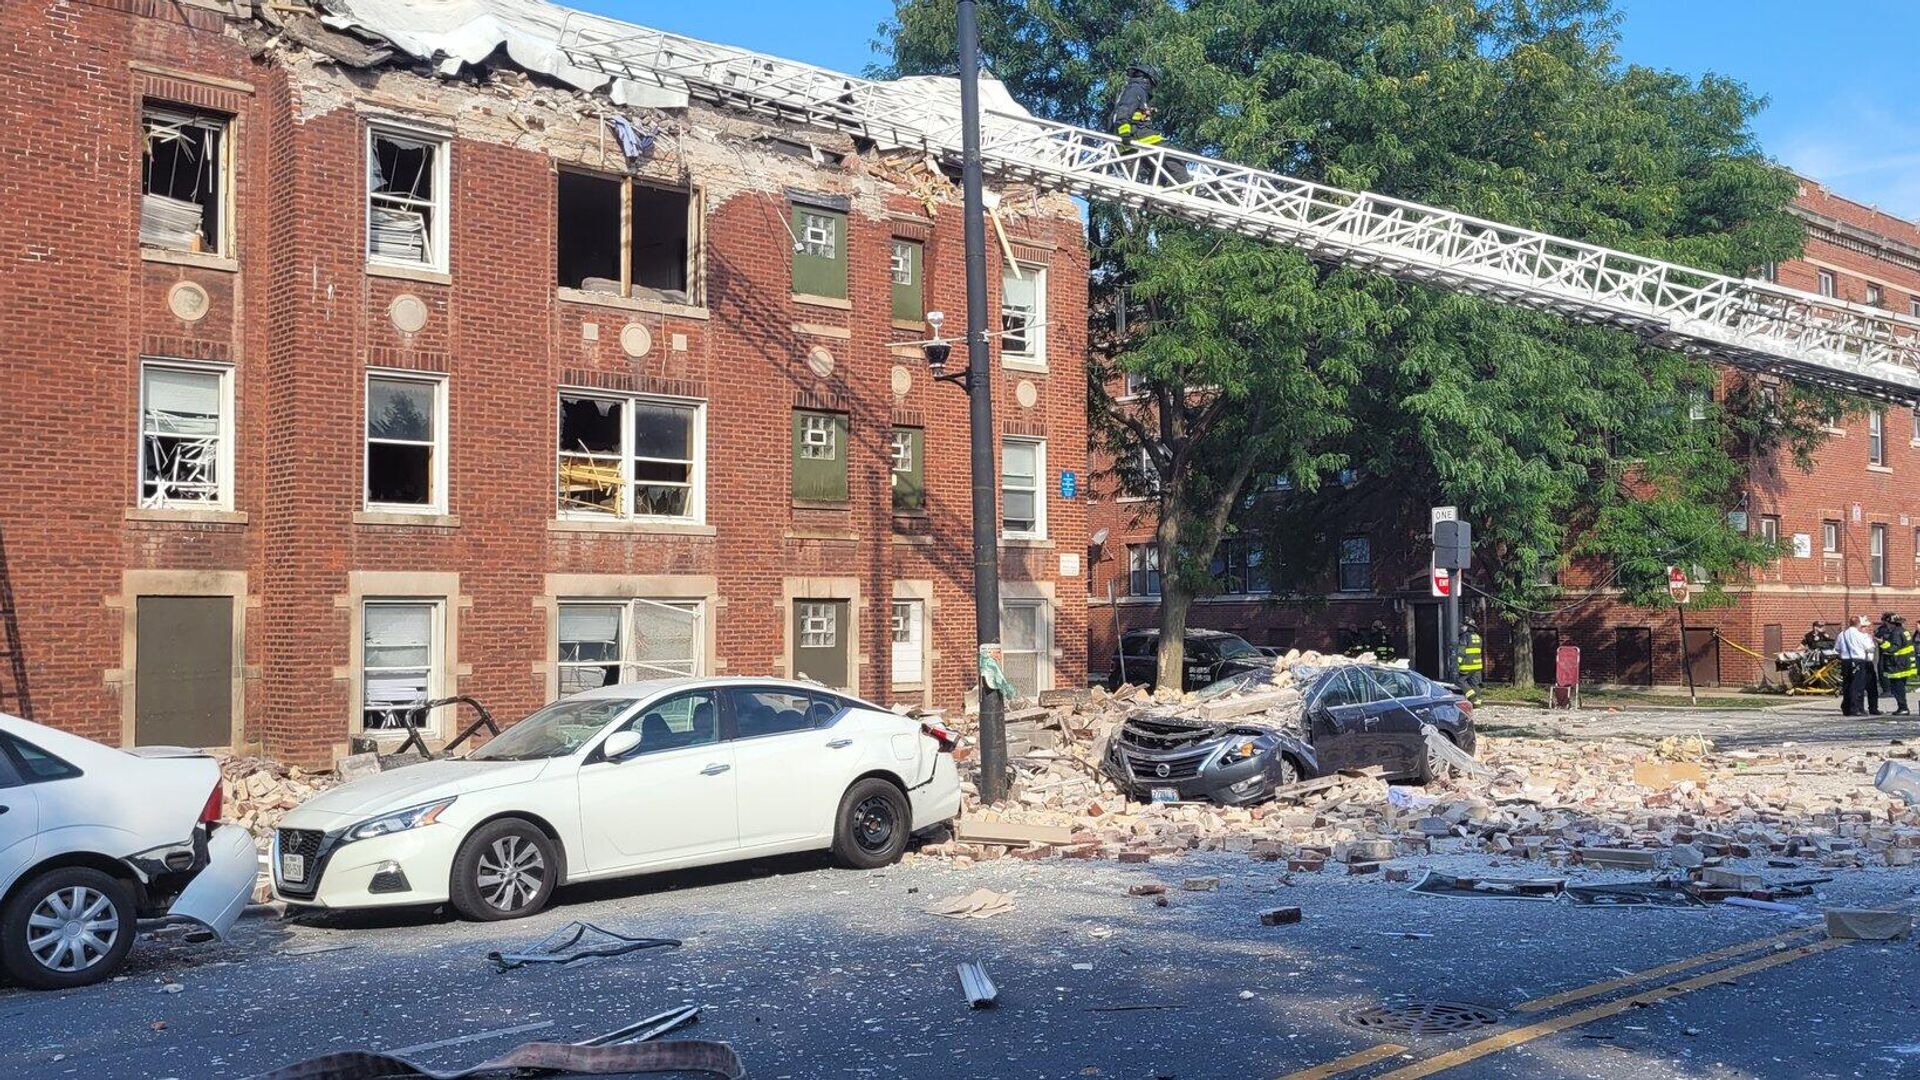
[557,394,704,521]
[367,126,447,269]
[141,106,228,255]
[556,599,704,697]
[138,362,232,510]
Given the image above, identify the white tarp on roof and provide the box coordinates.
[314,0,1035,134]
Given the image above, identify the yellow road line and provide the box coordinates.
[1374,938,1850,1079]
[1275,1042,1409,1080]
[1513,926,1823,1013]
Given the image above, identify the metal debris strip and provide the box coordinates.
[242,1039,745,1080]
[956,962,999,1008]
[581,1005,702,1045]
[1408,870,1566,901]
[487,921,681,972]
[1563,882,1704,908]
[1422,724,1493,778]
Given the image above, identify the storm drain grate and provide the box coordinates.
[1342,1000,1503,1037]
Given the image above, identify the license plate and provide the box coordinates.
[280,853,306,883]
[1150,787,1179,804]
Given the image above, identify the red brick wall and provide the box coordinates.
[0,3,1088,762]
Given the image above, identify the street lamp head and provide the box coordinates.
[924,339,951,375]
[926,310,945,332]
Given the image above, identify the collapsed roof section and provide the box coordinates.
[304,0,1036,140]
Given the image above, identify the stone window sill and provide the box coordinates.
[557,287,709,320]
[1003,358,1050,375]
[355,511,459,528]
[793,293,851,310]
[141,247,237,273]
[786,528,860,541]
[125,507,248,525]
[547,518,716,536]
[1869,464,1895,474]
[367,262,451,286]
[1002,537,1054,548]
[792,498,851,512]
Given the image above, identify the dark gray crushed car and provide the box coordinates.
[1103,663,1476,806]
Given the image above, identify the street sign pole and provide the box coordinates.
[1669,566,1697,706]
[1432,508,1465,683]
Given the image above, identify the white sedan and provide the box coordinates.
[272,678,963,920]
[0,713,256,989]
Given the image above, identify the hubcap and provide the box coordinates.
[852,795,896,853]
[477,835,547,911]
[26,886,119,973]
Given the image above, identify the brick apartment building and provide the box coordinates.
[0,0,1088,765]
[1088,178,1920,691]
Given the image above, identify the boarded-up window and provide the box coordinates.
[890,427,924,512]
[791,205,847,298]
[134,596,233,747]
[793,410,849,502]
[890,239,922,321]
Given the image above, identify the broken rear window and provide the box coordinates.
[142,107,226,255]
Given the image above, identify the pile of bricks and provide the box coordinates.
[916,679,1920,875]
[218,756,339,844]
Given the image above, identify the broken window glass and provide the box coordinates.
[366,376,439,507]
[557,603,623,695]
[362,601,435,730]
[558,395,704,520]
[556,172,694,300]
[558,395,625,516]
[368,131,440,265]
[142,107,225,254]
[1001,266,1044,359]
[631,401,695,518]
[140,365,224,508]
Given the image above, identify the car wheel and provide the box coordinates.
[449,819,558,922]
[1,867,137,990]
[1273,754,1301,788]
[1421,733,1457,785]
[830,778,911,870]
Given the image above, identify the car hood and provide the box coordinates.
[284,758,549,825]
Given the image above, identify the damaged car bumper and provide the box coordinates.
[165,824,257,940]
[1104,721,1317,806]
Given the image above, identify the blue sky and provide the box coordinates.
[571,0,1920,218]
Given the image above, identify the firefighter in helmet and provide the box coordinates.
[1454,616,1484,706]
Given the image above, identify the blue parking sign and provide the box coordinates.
[1060,470,1078,499]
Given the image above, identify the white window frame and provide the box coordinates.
[360,599,442,735]
[137,359,234,511]
[1338,535,1372,593]
[364,370,448,514]
[999,597,1054,699]
[1871,524,1888,586]
[556,597,705,695]
[366,123,450,272]
[1866,283,1884,307]
[1817,269,1836,298]
[1869,408,1886,465]
[1001,436,1047,540]
[1000,262,1048,368]
[555,391,707,524]
[140,105,232,257]
[1128,544,1162,597]
[890,598,926,687]
[1759,515,1779,544]
[1823,520,1841,555]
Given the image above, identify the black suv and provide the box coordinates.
[1106,628,1271,692]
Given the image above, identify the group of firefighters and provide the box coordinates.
[1801,614,1917,716]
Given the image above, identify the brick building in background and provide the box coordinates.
[1088,178,1920,691]
[0,0,1088,765]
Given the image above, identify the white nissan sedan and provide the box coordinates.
[272,679,962,920]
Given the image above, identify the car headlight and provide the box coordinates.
[344,798,456,843]
[1216,739,1261,765]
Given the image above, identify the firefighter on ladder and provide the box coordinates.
[1108,62,1189,183]
[1454,616,1484,706]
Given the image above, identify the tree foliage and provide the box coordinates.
[877,0,1840,679]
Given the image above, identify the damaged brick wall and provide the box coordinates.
[1,2,1088,762]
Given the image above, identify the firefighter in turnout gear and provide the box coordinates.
[1347,619,1395,663]
[1883,615,1915,715]
[1107,62,1189,183]
[1454,617,1484,706]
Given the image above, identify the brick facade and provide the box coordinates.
[1088,177,1920,690]
[0,1,1087,763]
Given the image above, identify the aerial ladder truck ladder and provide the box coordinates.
[551,13,1920,404]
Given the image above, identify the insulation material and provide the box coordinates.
[140,194,206,251]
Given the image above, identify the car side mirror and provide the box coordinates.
[600,729,642,760]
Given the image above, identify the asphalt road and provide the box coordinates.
[2,704,1917,1080]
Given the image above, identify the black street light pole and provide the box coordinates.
[956,0,1008,804]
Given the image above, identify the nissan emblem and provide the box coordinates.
[1155,763,1171,778]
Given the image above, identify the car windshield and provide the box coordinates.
[1210,635,1260,660]
[1193,672,1264,700]
[467,698,636,761]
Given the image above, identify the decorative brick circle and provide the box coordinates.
[167,281,210,323]
[890,364,913,397]
[621,322,653,358]
[1015,378,1038,409]
[807,345,835,378]
[388,293,428,333]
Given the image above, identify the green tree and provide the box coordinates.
[879,0,1839,687]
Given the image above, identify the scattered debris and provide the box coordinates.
[1720,896,1806,916]
[1410,871,1564,901]
[1258,906,1303,926]
[924,888,1016,920]
[1824,908,1913,941]
[242,1039,746,1079]
[581,1006,703,1045]
[1182,877,1219,892]
[1564,883,1703,908]
[1127,883,1168,897]
[956,962,999,1008]
[487,922,681,972]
